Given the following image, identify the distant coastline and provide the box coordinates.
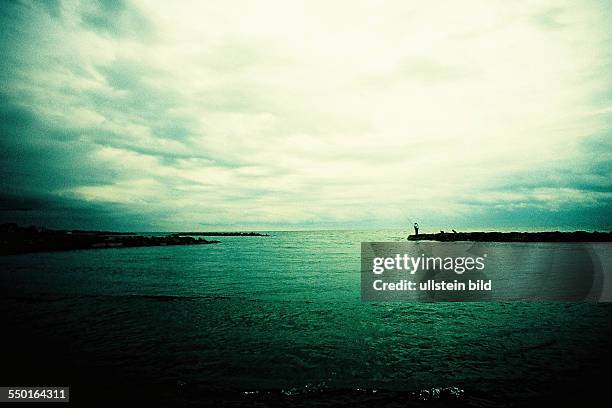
[408,231,612,242]
[0,223,221,255]
[176,232,269,236]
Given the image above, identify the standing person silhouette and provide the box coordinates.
[413,222,419,236]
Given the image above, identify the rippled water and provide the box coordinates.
[1,230,612,406]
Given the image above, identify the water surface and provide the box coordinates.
[1,230,611,406]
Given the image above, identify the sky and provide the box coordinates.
[0,0,610,231]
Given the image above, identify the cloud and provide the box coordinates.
[0,0,610,231]
[529,7,567,30]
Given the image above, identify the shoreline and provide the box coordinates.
[0,224,221,256]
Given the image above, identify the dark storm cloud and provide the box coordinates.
[0,101,118,186]
[0,191,155,231]
[0,98,133,229]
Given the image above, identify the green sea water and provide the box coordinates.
[1,230,611,406]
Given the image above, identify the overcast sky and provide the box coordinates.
[1,0,610,231]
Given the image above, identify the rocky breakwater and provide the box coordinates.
[0,223,220,255]
[408,231,612,242]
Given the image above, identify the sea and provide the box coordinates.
[1,230,612,407]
